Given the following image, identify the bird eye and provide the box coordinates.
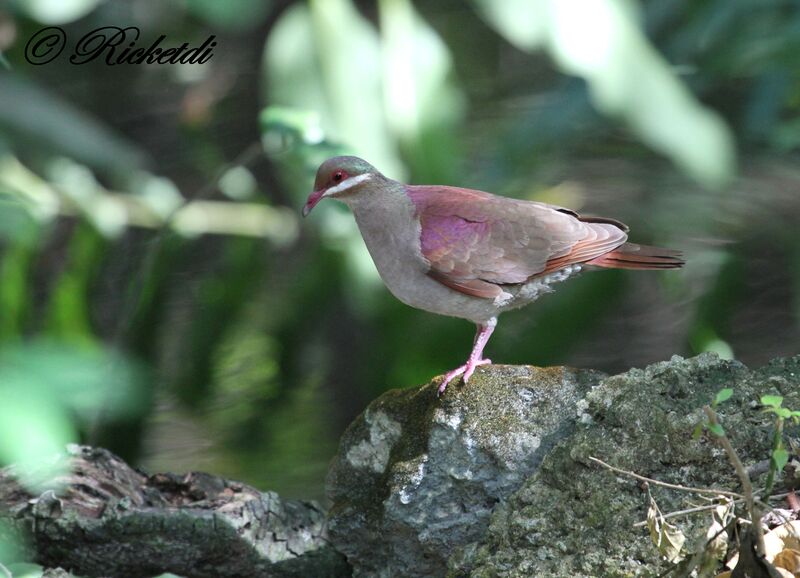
[333,171,344,183]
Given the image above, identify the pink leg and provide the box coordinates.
[438,317,497,396]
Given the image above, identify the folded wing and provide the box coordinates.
[406,185,628,299]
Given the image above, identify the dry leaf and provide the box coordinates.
[765,521,800,561]
[707,500,734,561]
[773,521,800,551]
[707,519,727,554]
[787,490,800,513]
[647,495,686,563]
[773,548,800,574]
[700,519,729,577]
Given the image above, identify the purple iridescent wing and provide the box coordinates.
[405,185,627,299]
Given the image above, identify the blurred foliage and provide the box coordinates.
[0,341,145,488]
[0,7,798,571]
[474,0,735,188]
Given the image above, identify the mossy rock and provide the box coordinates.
[325,354,800,577]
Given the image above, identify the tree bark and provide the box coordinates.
[0,445,350,578]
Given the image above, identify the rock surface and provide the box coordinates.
[0,445,350,578]
[325,353,800,577]
[3,354,798,577]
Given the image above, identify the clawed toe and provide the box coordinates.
[463,358,491,383]
[437,358,492,397]
[437,366,466,397]
[437,319,497,398]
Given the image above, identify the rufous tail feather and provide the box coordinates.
[587,243,684,270]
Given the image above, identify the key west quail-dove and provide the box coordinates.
[303,156,683,395]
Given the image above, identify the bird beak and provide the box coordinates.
[302,189,325,217]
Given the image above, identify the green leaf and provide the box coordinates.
[708,423,725,437]
[377,0,464,160]
[471,0,547,51]
[689,326,735,360]
[260,106,324,144]
[474,0,735,188]
[773,447,789,472]
[264,0,403,179]
[691,423,703,440]
[0,384,75,490]
[0,519,28,565]
[0,195,40,247]
[687,254,743,359]
[44,223,106,343]
[714,388,734,405]
[775,407,792,419]
[12,0,101,24]
[186,0,272,30]
[0,76,145,177]
[0,242,36,341]
[0,340,146,491]
[0,340,146,421]
[761,395,784,408]
[4,563,45,578]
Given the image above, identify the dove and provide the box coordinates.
[303,156,683,395]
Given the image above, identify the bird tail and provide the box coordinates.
[587,243,684,270]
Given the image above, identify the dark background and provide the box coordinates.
[0,0,798,506]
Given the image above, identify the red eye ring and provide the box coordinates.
[333,171,344,183]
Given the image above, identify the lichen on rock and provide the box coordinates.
[325,353,800,577]
[326,363,605,577]
[345,409,402,473]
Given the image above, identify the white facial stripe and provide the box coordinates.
[322,173,372,197]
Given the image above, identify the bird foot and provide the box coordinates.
[437,358,491,397]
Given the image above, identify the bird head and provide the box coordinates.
[303,156,379,217]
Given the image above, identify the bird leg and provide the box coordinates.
[438,317,497,396]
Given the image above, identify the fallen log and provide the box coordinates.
[0,445,350,578]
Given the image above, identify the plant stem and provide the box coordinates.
[763,417,784,498]
[702,405,766,558]
[588,456,743,498]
